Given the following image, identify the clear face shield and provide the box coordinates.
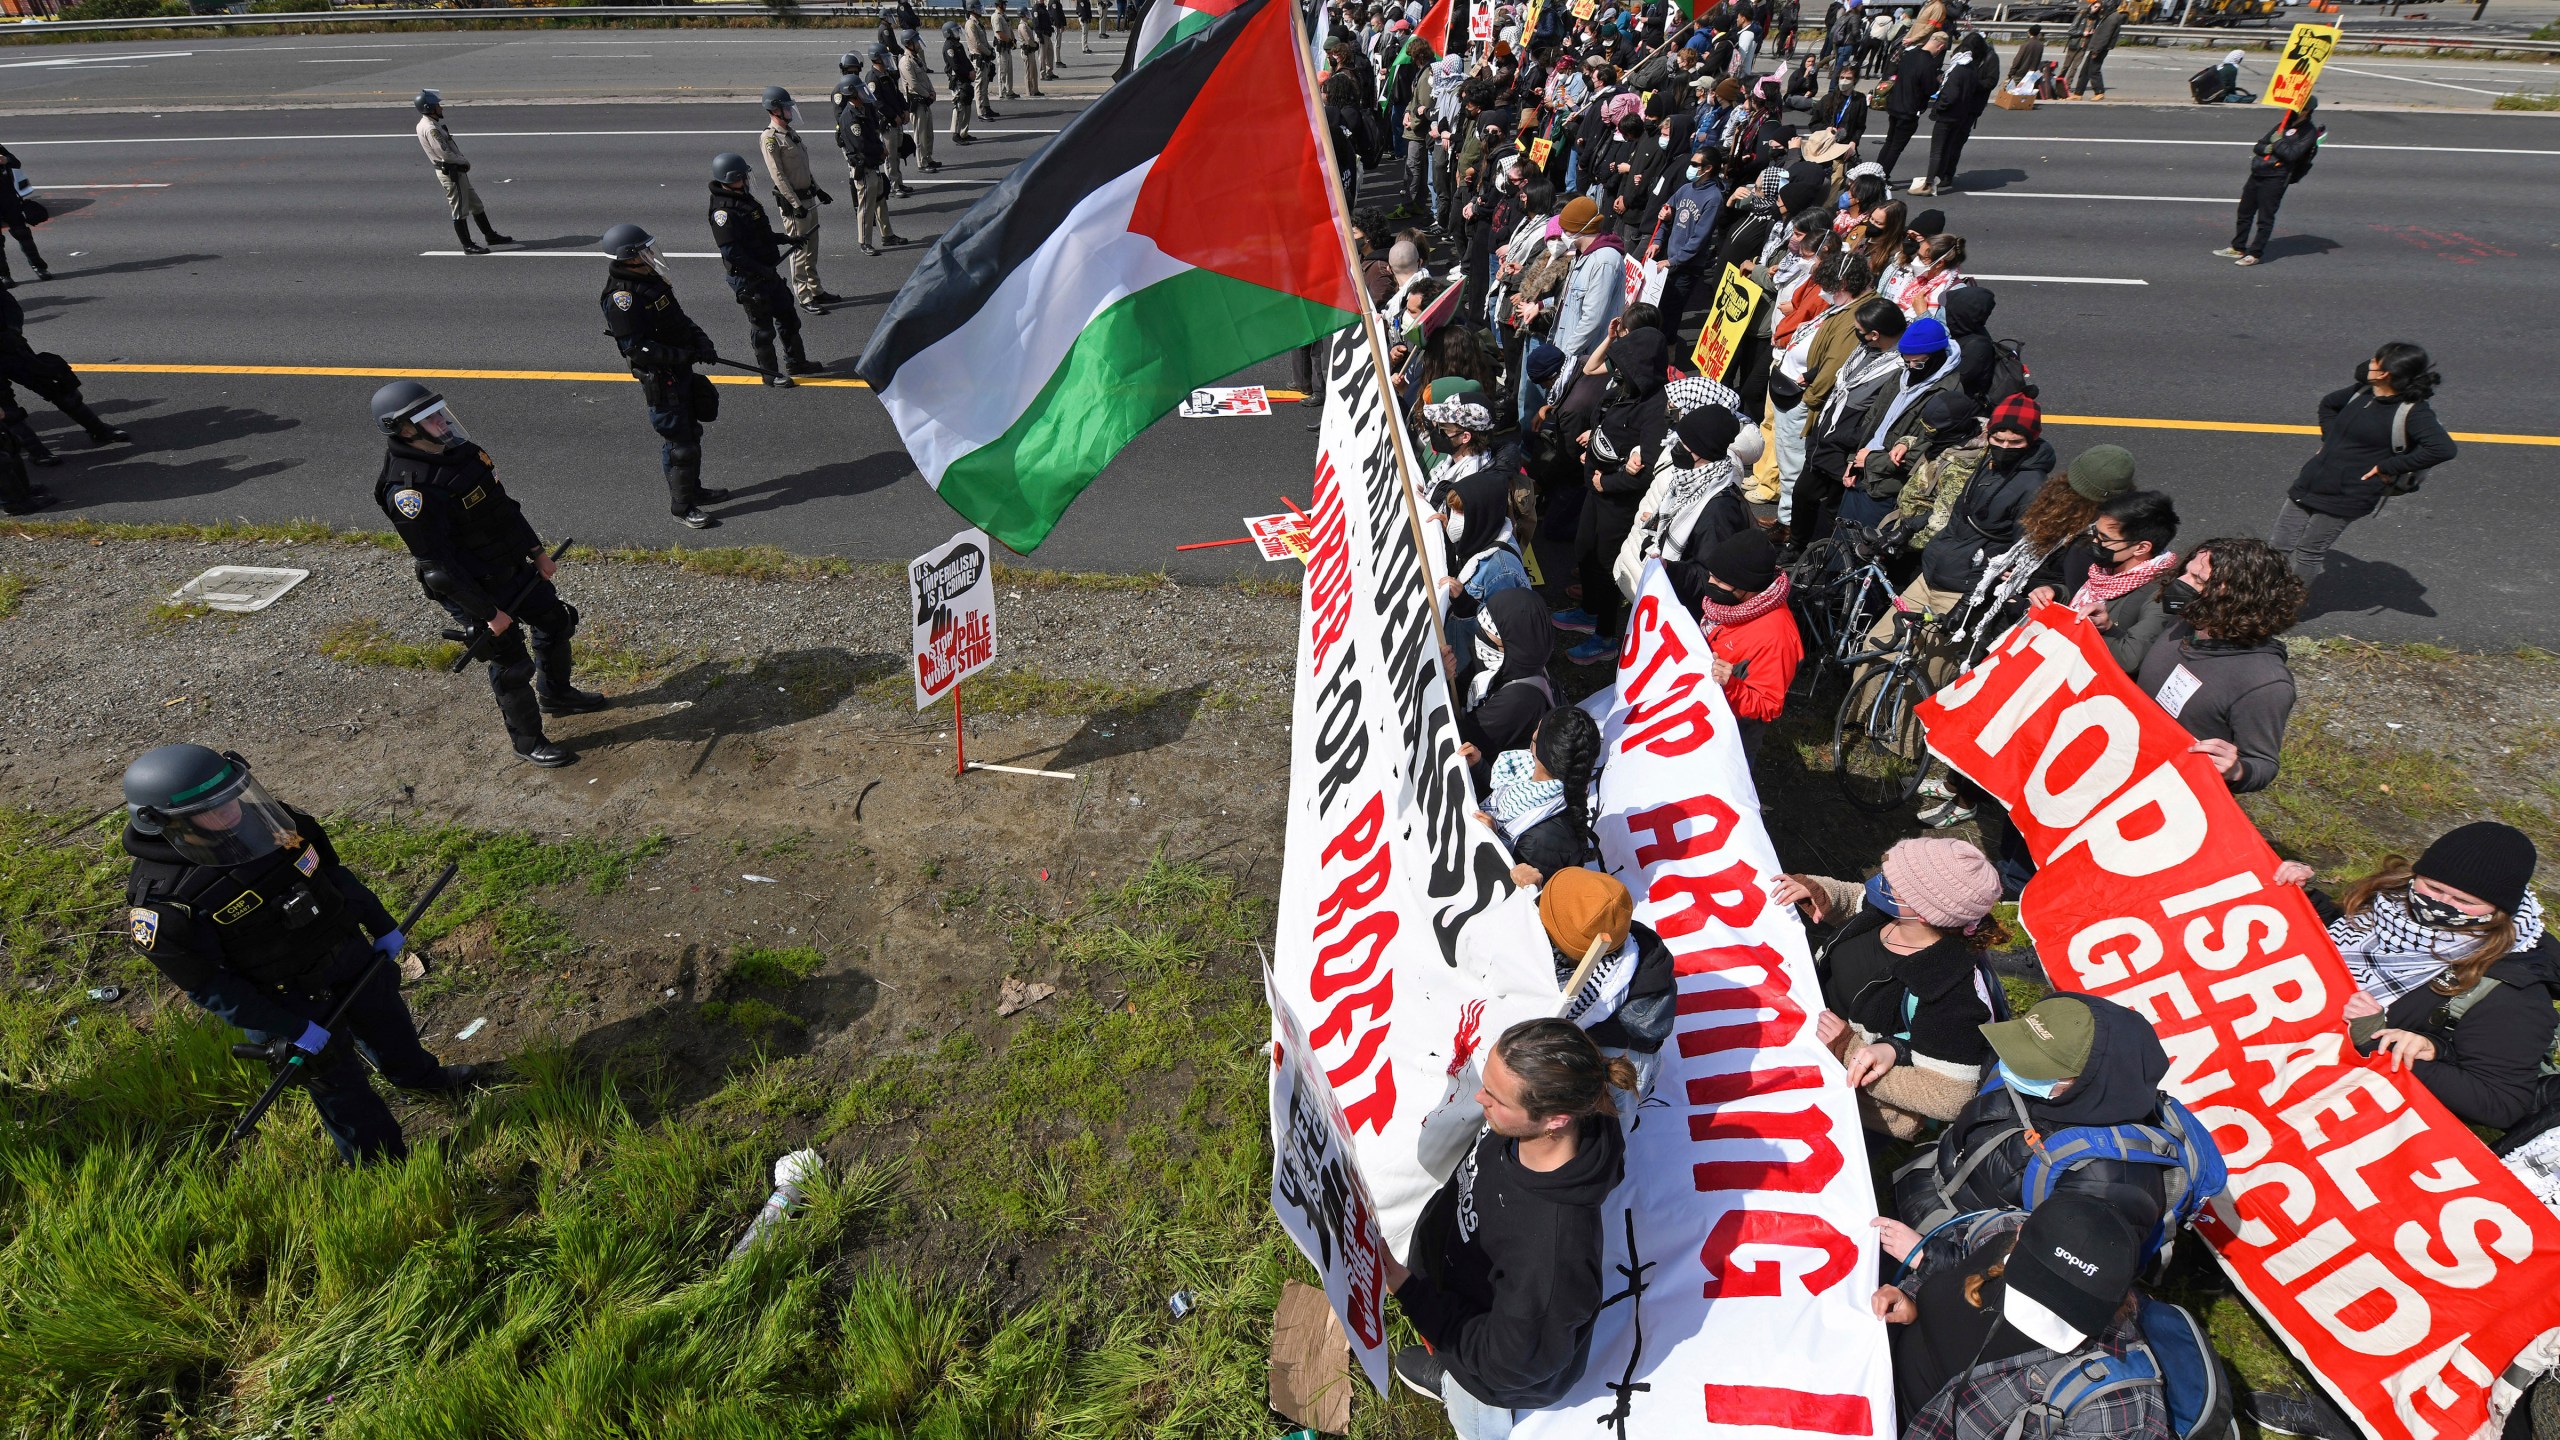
[772,102,803,128]
[407,398,469,448]
[151,771,301,868]
[640,243,672,280]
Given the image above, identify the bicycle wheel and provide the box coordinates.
[1833,662,1932,814]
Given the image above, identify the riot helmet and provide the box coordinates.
[711,151,752,187]
[122,745,301,868]
[762,85,800,126]
[370,379,468,446]
[601,222,666,277]
[414,88,442,115]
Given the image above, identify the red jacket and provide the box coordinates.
[1708,606,1802,723]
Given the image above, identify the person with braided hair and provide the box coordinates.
[1473,706,1603,886]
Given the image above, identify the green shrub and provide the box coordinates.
[57,0,190,19]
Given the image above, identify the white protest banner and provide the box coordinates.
[1267,963,1394,1396]
[1919,605,2560,1440]
[1272,318,1543,1270]
[907,526,996,710]
[1518,560,1895,1440]
[1180,383,1273,417]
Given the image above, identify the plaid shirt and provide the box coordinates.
[1901,1213,2173,1440]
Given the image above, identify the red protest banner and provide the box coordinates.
[1919,604,2560,1440]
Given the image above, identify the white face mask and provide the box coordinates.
[1445,509,1467,542]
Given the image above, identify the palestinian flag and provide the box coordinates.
[1120,0,1245,74]
[1415,0,1454,54]
[857,0,1361,553]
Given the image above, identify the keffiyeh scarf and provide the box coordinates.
[2072,549,2180,609]
[1484,748,1566,839]
[2330,890,2547,1005]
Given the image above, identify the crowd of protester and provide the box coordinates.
[1315,4,2552,1439]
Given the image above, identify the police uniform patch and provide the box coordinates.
[461,486,486,508]
[714,211,729,226]
[294,846,321,876]
[613,291,634,311]
[392,488,426,520]
[212,890,263,926]
[128,907,159,950]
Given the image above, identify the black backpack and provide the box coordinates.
[1983,336,2036,408]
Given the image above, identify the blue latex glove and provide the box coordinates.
[291,1021,332,1058]
[374,927,407,961]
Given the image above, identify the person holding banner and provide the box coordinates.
[1687,528,1800,755]
[1775,837,2006,1137]
[1562,328,1670,664]
[1453,588,1560,788]
[1472,705,1603,883]
[1385,1018,1629,1436]
[2132,537,2304,794]
[2286,823,2556,1131]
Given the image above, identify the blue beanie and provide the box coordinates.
[1685,32,1710,50]
[1898,317,1950,356]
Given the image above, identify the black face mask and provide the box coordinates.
[2405,890,2478,930]
[1986,443,2028,474]
[1670,442,1698,469]
[1703,580,1743,606]
[2159,577,2201,616]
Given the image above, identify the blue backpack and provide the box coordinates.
[2005,1296,2236,1440]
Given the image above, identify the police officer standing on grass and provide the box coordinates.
[831,79,909,255]
[413,89,514,255]
[598,224,732,531]
[707,153,825,384]
[758,87,841,316]
[119,744,481,1163]
[372,380,603,766]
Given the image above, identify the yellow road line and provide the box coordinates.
[64,366,2560,447]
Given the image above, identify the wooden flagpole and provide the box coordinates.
[1288,0,1452,661]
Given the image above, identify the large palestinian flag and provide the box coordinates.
[1122,0,1245,72]
[857,0,1360,552]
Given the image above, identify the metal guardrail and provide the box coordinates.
[1957,18,2560,52]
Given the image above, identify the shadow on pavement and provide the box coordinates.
[43,252,221,282]
[2259,234,2340,262]
[1952,167,2029,192]
[714,450,913,519]
[53,454,301,504]
[2305,551,2435,621]
[95,403,303,452]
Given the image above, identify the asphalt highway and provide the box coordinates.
[3,73,2556,644]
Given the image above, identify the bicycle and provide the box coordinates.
[1831,600,1940,815]
[1786,519,1903,703]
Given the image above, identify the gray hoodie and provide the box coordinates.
[2136,623,2295,794]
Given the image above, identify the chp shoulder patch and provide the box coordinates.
[128,907,160,950]
[714,210,730,226]
[392,488,427,519]
[612,290,635,311]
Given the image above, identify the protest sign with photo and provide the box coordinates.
[1919,605,2560,1440]
[1246,511,1315,562]
[2266,22,2340,110]
[907,526,997,709]
[1266,963,1394,1397]
[1517,561,1894,1440]
[1180,384,1274,417]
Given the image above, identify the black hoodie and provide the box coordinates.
[1459,588,1559,785]
[1399,1112,1628,1408]
[1941,285,2000,406]
[1906,994,2174,1237]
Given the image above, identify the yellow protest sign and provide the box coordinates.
[1530,136,1554,168]
[1521,0,1546,35]
[1570,0,1596,19]
[1689,264,1764,383]
[2264,23,2339,110]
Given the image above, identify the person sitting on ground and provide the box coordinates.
[1840,315,1960,532]
[2134,536,2303,795]
[1676,528,1798,758]
[1893,994,2184,1245]
[1473,705,1603,884]
[1874,1196,2171,1440]
[1437,465,1534,650]
[2279,823,2556,1132]
[1453,587,1558,791]
[1941,284,2007,409]
[1773,838,2006,1138]
[1533,866,1676,1107]
[1387,1018,1631,1429]
[2026,488,2179,674]
[1880,391,1983,566]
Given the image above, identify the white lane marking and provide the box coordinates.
[1974,134,2560,158]
[300,59,391,64]
[1968,273,2149,286]
[0,51,190,69]
[9,127,1061,146]
[548,55,655,59]
[31,183,172,189]
[2319,62,2510,97]
[419,250,731,257]
[1967,191,2227,203]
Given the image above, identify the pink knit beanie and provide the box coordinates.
[1880,838,2002,930]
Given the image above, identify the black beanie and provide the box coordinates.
[1709,527,1780,593]
[2414,822,2538,917]
[1674,405,1744,462]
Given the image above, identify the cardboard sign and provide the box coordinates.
[1470,4,1494,41]
[1918,604,2560,1440]
[2266,22,2340,110]
[1181,383,1273,417]
[1689,263,1764,383]
[1623,254,1669,307]
[1246,511,1315,562]
[907,526,996,708]
[1516,561,1896,1440]
[1571,0,1595,18]
[1529,135,1555,168]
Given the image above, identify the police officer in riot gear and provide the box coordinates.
[597,224,731,530]
[2,282,129,466]
[371,380,602,766]
[862,45,917,197]
[831,78,908,254]
[758,86,839,315]
[707,153,824,385]
[120,745,478,1163]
